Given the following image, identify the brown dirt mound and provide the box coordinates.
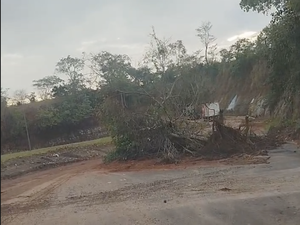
[197,122,279,160]
[198,123,254,158]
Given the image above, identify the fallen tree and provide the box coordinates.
[100,83,277,163]
[97,29,280,163]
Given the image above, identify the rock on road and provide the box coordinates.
[1,143,300,225]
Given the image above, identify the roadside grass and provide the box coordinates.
[1,137,112,164]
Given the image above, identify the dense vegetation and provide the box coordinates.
[1,0,299,156]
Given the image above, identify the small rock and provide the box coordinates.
[164,200,167,203]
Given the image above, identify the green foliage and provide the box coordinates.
[36,106,59,128]
[56,93,93,124]
[51,85,68,97]
[35,92,94,131]
[89,51,133,88]
[245,1,300,117]
[1,87,101,152]
[1,107,26,142]
[33,75,64,99]
[240,0,285,13]
[240,0,300,14]
[220,39,258,78]
[237,0,300,119]
[55,55,86,93]
[104,135,139,162]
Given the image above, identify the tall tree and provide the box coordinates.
[55,55,85,93]
[143,27,191,81]
[196,22,217,64]
[33,75,64,99]
[26,92,37,103]
[13,89,28,105]
[89,51,132,87]
[143,27,174,76]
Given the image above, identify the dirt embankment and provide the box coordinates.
[209,61,270,115]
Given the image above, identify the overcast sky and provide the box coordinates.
[1,0,271,95]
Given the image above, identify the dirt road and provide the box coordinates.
[1,142,300,225]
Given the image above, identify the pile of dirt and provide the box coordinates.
[201,123,252,157]
[194,122,276,160]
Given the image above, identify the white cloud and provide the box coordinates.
[1,53,24,67]
[2,53,24,59]
[105,43,147,50]
[227,31,257,42]
[81,40,97,46]
[76,47,87,52]
[76,40,97,52]
[76,39,108,52]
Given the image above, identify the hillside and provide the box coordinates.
[210,61,270,116]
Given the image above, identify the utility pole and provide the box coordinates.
[23,112,32,150]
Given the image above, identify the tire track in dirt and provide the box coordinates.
[1,159,101,201]
[0,165,268,216]
[0,166,228,216]
[1,174,74,224]
[0,156,267,217]
[1,160,102,225]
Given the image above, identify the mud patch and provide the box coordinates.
[1,144,113,180]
